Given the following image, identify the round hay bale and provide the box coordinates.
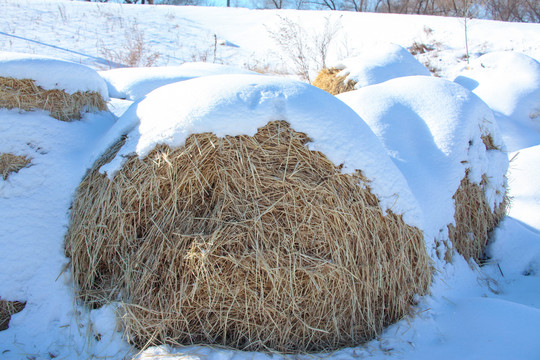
[65,75,432,353]
[313,44,430,96]
[312,68,356,95]
[0,153,31,180]
[338,76,509,264]
[0,52,108,121]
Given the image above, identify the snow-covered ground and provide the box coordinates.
[1,0,540,79]
[0,0,540,359]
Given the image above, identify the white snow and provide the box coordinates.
[0,51,109,98]
[0,109,129,359]
[332,43,432,88]
[97,74,423,227]
[337,76,508,254]
[505,145,540,230]
[0,1,540,359]
[454,52,540,151]
[99,62,257,100]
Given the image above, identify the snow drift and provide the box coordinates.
[455,51,540,151]
[100,62,256,101]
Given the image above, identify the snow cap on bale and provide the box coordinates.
[313,43,431,95]
[98,74,422,222]
[0,52,108,121]
[455,51,540,151]
[338,76,508,263]
[67,74,432,353]
[100,62,256,101]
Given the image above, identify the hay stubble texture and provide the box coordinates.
[0,299,26,331]
[312,68,356,96]
[0,153,31,180]
[65,121,431,353]
[0,76,106,121]
[447,135,508,263]
[449,176,508,263]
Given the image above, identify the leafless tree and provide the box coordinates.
[484,0,540,22]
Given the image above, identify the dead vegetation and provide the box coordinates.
[449,135,508,263]
[408,41,435,55]
[312,68,356,95]
[449,176,508,263]
[99,23,160,68]
[66,121,432,353]
[0,153,31,180]
[0,299,26,331]
[0,77,107,121]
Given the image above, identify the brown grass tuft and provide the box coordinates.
[0,299,26,331]
[0,153,31,180]
[448,176,508,263]
[408,42,435,55]
[0,76,107,121]
[65,121,432,353]
[312,68,356,96]
[481,134,499,151]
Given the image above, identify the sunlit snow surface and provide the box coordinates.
[332,43,432,88]
[0,1,539,359]
[455,52,540,151]
[0,51,109,97]
[338,76,508,253]
[99,63,256,100]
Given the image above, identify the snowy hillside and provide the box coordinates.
[1,0,540,80]
[0,1,540,360]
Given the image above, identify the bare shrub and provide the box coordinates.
[267,15,342,82]
[267,16,312,81]
[100,23,160,68]
[408,41,435,55]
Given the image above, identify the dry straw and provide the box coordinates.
[0,299,26,331]
[0,76,107,121]
[66,121,432,353]
[448,135,508,263]
[312,68,356,95]
[0,153,31,180]
[449,177,508,262]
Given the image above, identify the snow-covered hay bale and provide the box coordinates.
[0,153,31,180]
[313,44,430,95]
[450,173,507,261]
[338,76,509,263]
[0,299,25,331]
[65,75,431,353]
[100,62,256,101]
[0,52,108,121]
[455,51,540,151]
